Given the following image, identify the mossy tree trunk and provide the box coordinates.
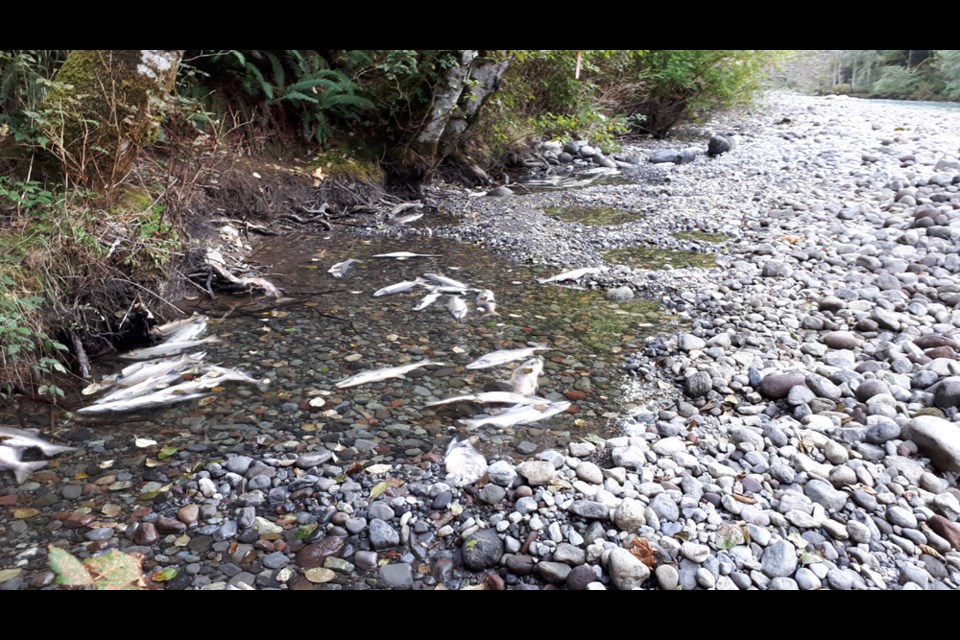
[42,50,183,190]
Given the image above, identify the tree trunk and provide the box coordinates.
[393,50,510,191]
[42,50,183,190]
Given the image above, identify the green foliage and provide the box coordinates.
[181,50,373,146]
[615,50,779,138]
[48,545,146,590]
[872,66,920,97]
[0,50,67,141]
[937,50,960,98]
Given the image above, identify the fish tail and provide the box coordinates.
[37,443,75,457]
[14,460,48,484]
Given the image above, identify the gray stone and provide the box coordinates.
[886,505,918,529]
[576,461,604,484]
[379,562,413,589]
[679,333,707,352]
[822,331,861,349]
[486,186,513,197]
[681,541,710,563]
[568,500,609,520]
[612,445,647,469]
[368,503,395,521]
[567,565,598,590]
[656,564,679,590]
[369,518,399,550]
[805,373,842,401]
[537,561,572,584]
[805,479,848,512]
[865,422,900,444]
[518,460,555,485]
[760,372,807,399]
[515,496,538,514]
[762,261,789,278]
[225,455,254,475]
[684,371,713,397]
[650,493,680,521]
[905,415,960,472]
[486,460,518,487]
[296,451,333,469]
[608,547,650,590]
[462,529,503,570]
[761,540,798,578]
[708,135,734,157]
[614,498,646,532]
[553,543,586,566]
[261,552,289,570]
[606,286,634,302]
[480,484,506,505]
[934,377,960,410]
[650,150,682,164]
[795,567,821,590]
[856,379,890,402]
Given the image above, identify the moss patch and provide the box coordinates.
[605,247,717,270]
[544,206,642,226]
[672,230,730,244]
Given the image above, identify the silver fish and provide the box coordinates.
[424,273,469,289]
[328,259,359,278]
[335,359,442,389]
[476,289,496,304]
[464,344,552,370]
[388,213,423,226]
[121,336,221,360]
[446,295,468,322]
[444,437,487,487]
[198,365,270,392]
[0,427,76,457]
[510,357,544,396]
[373,279,424,297]
[537,266,605,285]
[413,290,443,311]
[76,389,209,415]
[118,352,207,388]
[152,314,205,338]
[461,400,571,430]
[165,316,208,343]
[372,252,442,259]
[426,391,549,407]
[96,372,185,404]
[0,447,48,484]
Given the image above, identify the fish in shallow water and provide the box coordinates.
[413,290,443,311]
[446,295,468,322]
[120,336,221,360]
[425,391,549,407]
[423,273,470,289]
[115,352,207,388]
[151,314,206,339]
[372,252,442,259]
[0,447,48,485]
[537,266,606,285]
[464,344,552,370]
[475,289,501,316]
[335,359,443,389]
[510,356,544,396]
[328,259,359,278]
[388,212,423,226]
[460,400,571,430]
[75,387,209,414]
[444,437,487,487]
[373,279,425,297]
[0,427,76,457]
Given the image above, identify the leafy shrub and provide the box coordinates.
[872,66,920,97]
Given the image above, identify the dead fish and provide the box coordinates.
[0,447,48,485]
[95,372,185,405]
[373,279,425,297]
[537,266,606,285]
[424,273,469,289]
[164,316,209,343]
[76,389,209,415]
[426,391,549,407]
[476,289,496,304]
[198,365,270,392]
[117,352,207,388]
[0,427,76,457]
[461,400,571,430]
[328,259,359,279]
[510,356,544,396]
[388,212,423,226]
[446,295,468,322]
[120,336,222,360]
[464,343,552,370]
[152,314,206,338]
[444,437,487,487]
[335,359,443,389]
[413,290,443,311]
[372,252,442,259]
[389,201,422,216]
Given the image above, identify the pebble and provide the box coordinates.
[607,547,650,590]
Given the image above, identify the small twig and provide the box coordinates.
[110,278,183,314]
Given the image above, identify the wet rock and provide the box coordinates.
[133,522,158,546]
[506,554,535,576]
[369,519,399,550]
[537,561,572,584]
[296,536,343,568]
[380,563,413,589]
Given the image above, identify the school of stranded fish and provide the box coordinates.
[0,252,601,487]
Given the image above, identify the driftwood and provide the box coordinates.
[69,331,91,379]
[205,249,283,298]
